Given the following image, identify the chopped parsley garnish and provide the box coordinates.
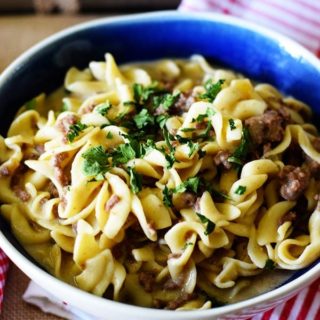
[228,127,252,167]
[199,79,225,102]
[25,98,37,110]
[264,259,276,270]
[181,127,196,132]
[174,177,200,194]
[194,108,216,123]
[66,122,88,142]
[96,102,112,116]
[196,213,215,235]
[229,119,236,130]
[128,167,142,194]
[112,143,137,166]
[235,185,246,195]
[163,186,173,207]
[153,91,180,110]
[199,178,231,200]
[162,177,200,207]
[133,82,162,106]
[163,128,178,168]
[155,114,169,129]
[187,141,199,157]
[82,146,109,180]
[106,132,113,139]
[182,242,194,250]
[133,108,155,129]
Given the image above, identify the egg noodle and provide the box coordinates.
[0,54,319,310]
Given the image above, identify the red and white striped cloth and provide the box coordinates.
[179,0,320,57]
[0,249,9,311]
[179,0,320,319]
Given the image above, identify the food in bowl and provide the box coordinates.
[0,53,319,310]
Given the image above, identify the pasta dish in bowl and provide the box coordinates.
[1,53,319,311]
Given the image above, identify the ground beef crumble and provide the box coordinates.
[245,108,290,145]
[214,150,232,170]
[279,165,310,201]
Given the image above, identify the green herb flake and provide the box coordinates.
[25,98,37,110]
[165,153,176,169]
[196,213,215,235]
[133,82,161,105]
[229,119,236,130]
[128,167,142,194]
[96,102,112,116]
[235,185,246,195]
[66,122,88,143]
[228,127,252,167]
[187,141,199,157]
[180,127,196,132]
[264,259,275,270]
[182,242,194,250]
[153,91,180,110]
[174,177,200,194]
[133,108,155,129]
[123,101,136,106]
[156,114,169,129]
[106,132,113,139]
[163,186,173,207]
[112,143,136,166]
[199,79,225,102]
[82,145,109,180]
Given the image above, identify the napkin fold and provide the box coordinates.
[23,281,93,320]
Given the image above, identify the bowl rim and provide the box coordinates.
[0,10,320,319]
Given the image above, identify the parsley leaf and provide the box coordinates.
[25,98,37,110]
[133,82,162,106]
[196,213,215,235]
[264,259,275,270]
[153,91,180,110]
[156,114,170,129]
[163,186,173,207]
[106,132,113,139]
[228,127,252,167]
[133,108,155,129]
[199,79,225,102]
[112,143,136,165]
[82,146,109,180]
[187,141,199,157]
[66,122,88,143]
[181,127,196,132]
[174,177,200,194]
[229,119,236,130]
[163,128,177,168]
[235,185,246,195]
[96,102,112,116]
[128,167,142,194]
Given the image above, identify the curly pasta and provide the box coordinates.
[0,54,320,310]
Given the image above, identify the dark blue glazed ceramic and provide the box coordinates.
[0,11,319,320]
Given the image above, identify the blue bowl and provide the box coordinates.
[0,11,319,320]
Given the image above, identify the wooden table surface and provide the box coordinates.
[0,14,103,320]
